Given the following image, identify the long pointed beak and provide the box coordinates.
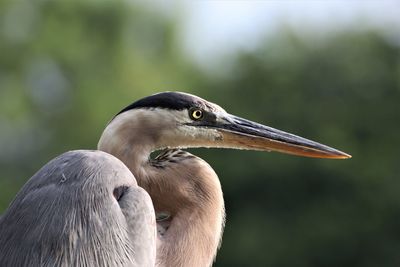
[210,114,351,159]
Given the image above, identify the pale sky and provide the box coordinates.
[142,1,400,67]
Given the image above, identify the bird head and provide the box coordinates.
[99,92,351,159]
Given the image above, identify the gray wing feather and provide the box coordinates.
[0,150,156,267]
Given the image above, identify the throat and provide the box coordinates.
[150,151,225,267]
[99,135,224,267]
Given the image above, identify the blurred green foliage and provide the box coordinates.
[1,1,399,266]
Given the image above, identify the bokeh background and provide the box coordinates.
[1,1,400,266]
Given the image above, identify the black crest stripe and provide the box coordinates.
[116,92,206,116]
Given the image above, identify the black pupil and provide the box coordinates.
[194,110,201,118]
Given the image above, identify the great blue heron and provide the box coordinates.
[0,92,350,266]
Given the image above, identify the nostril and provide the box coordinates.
[113,186,129,202]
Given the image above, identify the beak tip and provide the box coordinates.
[343,153,352,159]
[334,151,352,159]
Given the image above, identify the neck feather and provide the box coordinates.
[98,110,225,267]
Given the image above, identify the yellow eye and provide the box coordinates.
[190,109,203,120]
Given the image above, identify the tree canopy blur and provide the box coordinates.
[1,1,399,266]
